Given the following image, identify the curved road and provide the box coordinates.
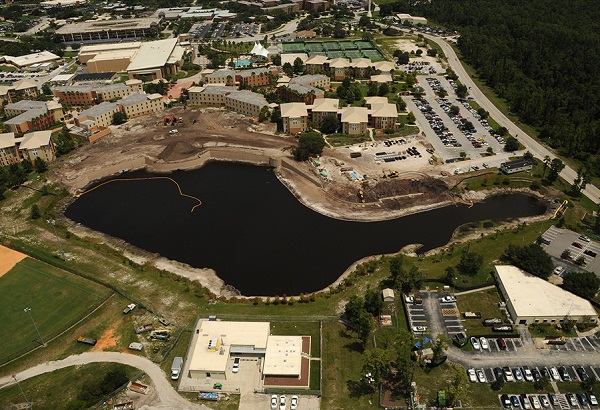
[423,34,600,205]
[0,352,208,410]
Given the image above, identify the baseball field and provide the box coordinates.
[0,247,112,364]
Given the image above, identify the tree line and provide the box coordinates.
[381,0,600,173]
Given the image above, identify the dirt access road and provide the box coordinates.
[0,352,209,410]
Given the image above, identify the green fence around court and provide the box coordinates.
[283,41,385,62]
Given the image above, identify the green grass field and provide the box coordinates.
[0,258,111,363]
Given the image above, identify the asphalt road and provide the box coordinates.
[0,352,209,410]
[422,33,600,205]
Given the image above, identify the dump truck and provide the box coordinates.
[171,357,183,380]
[77,336,97,346]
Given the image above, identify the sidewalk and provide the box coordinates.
[454,284,496,296]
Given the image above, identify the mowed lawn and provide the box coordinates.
[0,258,111,362]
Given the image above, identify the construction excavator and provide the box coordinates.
[382,169,399,178]
[357,189,365,203]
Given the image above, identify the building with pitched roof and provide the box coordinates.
[52,83,133,105]
[118,92,164,119]
[75,101,120,128]
[328,58,350,80]
[309,98,339,126]
[0,51,60,69]
[280,102,308,134]
[187,85,237,107]
[340,106,368,135]
[204,69,237,85]
[225,91,267,117]
[0,132,20,167]
[19,130,56,163]
[305,55,329,74]
[4,100,63,134]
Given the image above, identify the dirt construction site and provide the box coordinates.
[51,106,465,222]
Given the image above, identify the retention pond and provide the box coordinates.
[65,162,547,296]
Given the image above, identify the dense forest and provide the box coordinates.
[381,0,600,171]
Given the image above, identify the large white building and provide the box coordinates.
[494,265,598,325]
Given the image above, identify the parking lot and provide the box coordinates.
[404,74,508,170]
[498,392,596,409]
[541,226,600,274]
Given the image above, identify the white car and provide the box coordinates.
[530,395,541,409]
[290,395,298,410]
[476,369,486,383]
[412,326,427,333]
[405,294,415,303]
[553,266,564,275]
[232,357,240,373]
[589,393,598,406]
[169,129,179,134]
[441,295,456,303]
[479,337,489,350]
[279,395,286,410]
[468,368,477,382]
[549,367,560,382]
[523,368,534,382]
[470,337,480,350]
[271,395,278,409]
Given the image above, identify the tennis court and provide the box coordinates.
[305,43,324,52]
[327,51,345,59]
[362,49,384,61]
[345,50,362,59]
[355,41,374,49]
[339,42,358,50]
[322,42,340,51]
[282,43,306,53]
[282,40,385,61]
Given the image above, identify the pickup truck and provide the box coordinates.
[123,303,136,314]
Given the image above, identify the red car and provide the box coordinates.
[572,242,583,249]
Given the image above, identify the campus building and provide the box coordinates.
[126,38,187,81]
[75,101,120,128]
[55,18,161,43]
[203,69,237,85]
[309,98,339,126]
[187,319,310,387]
[364,96,398,130]
[3,100,63,134]
[494,265,598,325]
[18,130,56,163]
[280,102,308,134]
[0,132,20,167]
[118,92,164,119]
[0,79,40,105]
[340,106,369,135]
[187,85,237,107]
[500,158,533,174]
[225,91,267,117]
[0,51,60,69]
[276,83,323,105]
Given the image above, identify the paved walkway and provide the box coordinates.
[454,285,496,296]
[0,352,209,410]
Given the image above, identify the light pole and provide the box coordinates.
[47,219,65,260]
[12,375,31,409]
[24,307,45,347]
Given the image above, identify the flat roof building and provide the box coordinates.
[55,18,160,43]
[501,158,533,174]
[126,38,187,81]
[1,51,60,69]
[494,265,598,325]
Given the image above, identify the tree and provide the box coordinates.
[42,83,52,96]
[367,82,378,96]
[547,158,565,183]
[258,106,270,122]
[504,136,520,151]
[563,271,600,299]
[542,155,551,178]
[30,204,40,220]
[397,51,410,65]
[491,376,505,391]
[34,157,47,173]
[447,365,469,406]
[320,114,339,134]
[378,83,390,97]
[502,243,554,279]
[449,105,460,115]
[406,112,416,124]
[396,99,407,111]
[427,48,438,57]
[456,252,483,276]
[293,57,304,75]
[497,126,509,136]
[359,16,371,27]
[271,54,281,66]
[361,348,391,387]
[415,49,423,56]
[534,375,549,391]
[292,132,326,161]
[282,62,293,77]
[455,84,468,99]
[113,111,127,125]
[431,334,449,363]
[560,249,571,259]
[53,129,75,157]
[364,287,383,316]
[21,158,33,174]
[477,108,489,119]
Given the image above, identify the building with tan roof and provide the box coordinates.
[18,130,56,163]
[187,85,237,107]
[55,18,160,43]
[118,92,164,119]
[340,106,368,135]
[4,100,63,134]
[127,38,187,81]
[0,132,20,167]
[305,55,329,74]
[309,98,339,126]
[328,58,350,80]
[225,90,267,117]
[280,102,308,134]
[370,74,393,84]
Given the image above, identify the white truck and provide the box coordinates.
[171,357,183,380]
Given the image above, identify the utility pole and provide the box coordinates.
[24,307,45,347]
[47,219,65,260]
[12,375,31,409]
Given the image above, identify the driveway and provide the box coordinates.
[0,352,209,410]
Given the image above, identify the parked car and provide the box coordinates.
[558,366,571,381]
[470,337,480,350]
[476,369,486,383]
[577,392,589,406]
[539,395,550,408]
[523,367,534,382]
[290,395,298,410]
[494,367,504,381]
[572,241,583,249]
[503,367,515,382]
[511,395,521,408]
[576,367,589,381]
[531,368,541,382]
[579,235,591,242]
[553,266,564,275]
[521,394,532,409]
[566,393,578,407]
[497,337,507,350]
[549,367,560,381]
[530,395,541,409]
[501,394,511,408]
[279,395,286,410]
[441,295,456,303]
[548,393,558,406]
[232,357,240,373]
[271,395,278,409]
[467,368,477,382]
[513,368,524,382]
[479,337,489,350]
[588,392,598,406]
[412,326,427,333]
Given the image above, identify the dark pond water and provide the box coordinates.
[65,162,546,296]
